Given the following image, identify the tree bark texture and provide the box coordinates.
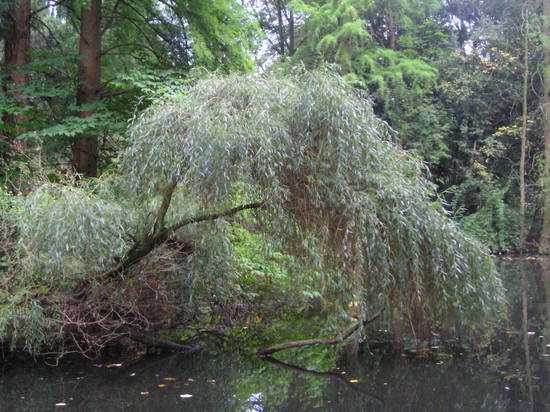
[2,0,31,145]
[540,0,550,253]
[73,0,102,177]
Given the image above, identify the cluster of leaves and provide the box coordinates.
[449,176,520,251]
[17,183,132,279]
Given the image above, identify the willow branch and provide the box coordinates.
[129,331,200,353]
[99,201,266,280]
[153,178,178,233]
[168,201,266,233]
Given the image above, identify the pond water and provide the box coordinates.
[1,258,548,411]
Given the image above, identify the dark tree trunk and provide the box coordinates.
[388,8,396,50]
[276,0,285,55]
[540,0,550,253]
[73,0,102,177]
[288,9,295,56]
[2,0,31,148]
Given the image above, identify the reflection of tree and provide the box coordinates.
[521,264,534,410]
[262,356,383,406]
[495,258,550,410]
[539,259,550,337]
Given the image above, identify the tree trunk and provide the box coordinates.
[288,9,295,56]
[520,4,529,252]
[2,0,31,148]
[276,0,285,56]
[388,8,396,50]
[540,0,550,253]
[73,0,102,177]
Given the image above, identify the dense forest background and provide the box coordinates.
[2,0,549,252]
[0,0,549,357]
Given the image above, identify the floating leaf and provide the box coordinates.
[163,377,177,381]
[180,394,193,399]
[158,384,167,388]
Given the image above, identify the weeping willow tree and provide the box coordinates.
[8,70,503,355]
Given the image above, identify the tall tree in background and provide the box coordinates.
[540,0,550,253]
[520,2,530,252]
[73,0,102,177]
[252,0,297,57]
[2,0,31,149]
[443,0,481,48]
[290,0,443,144]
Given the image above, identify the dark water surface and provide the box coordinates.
[1,259,548,411]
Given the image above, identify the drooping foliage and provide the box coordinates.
[120,70,503,335]
[18,184,131,279]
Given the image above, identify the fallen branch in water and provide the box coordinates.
[258,308,384,356]
[129,331,201,353]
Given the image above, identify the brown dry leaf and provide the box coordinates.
[163,377,177,381]
[140,392,149,396]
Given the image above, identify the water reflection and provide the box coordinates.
[0,258,548,411]
[520,262,533,410]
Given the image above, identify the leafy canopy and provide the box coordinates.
[119,69,503,334]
